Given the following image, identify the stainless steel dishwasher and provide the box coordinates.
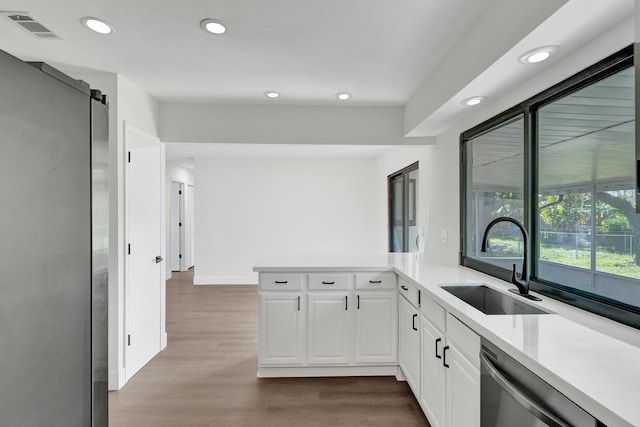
[480,339,605,427]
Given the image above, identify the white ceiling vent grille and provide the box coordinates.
[1,12,60,39]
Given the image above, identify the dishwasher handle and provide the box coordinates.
[480,351,570,427]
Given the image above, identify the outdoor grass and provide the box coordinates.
[485,237,640,279]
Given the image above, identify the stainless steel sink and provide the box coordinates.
[441,285,549,315]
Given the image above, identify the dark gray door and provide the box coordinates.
[0,49,92,426]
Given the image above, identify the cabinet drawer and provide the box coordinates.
[446,313,480,367]
[398,278,420,308]
[308,273,353,290]
[259,273,304,291]
[355,272,397,290]
[421,294,445,332]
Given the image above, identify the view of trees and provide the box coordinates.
[479,189,639,277]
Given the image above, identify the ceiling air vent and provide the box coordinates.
[2,12,60,39]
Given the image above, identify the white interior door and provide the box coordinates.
[126,124,163,381]
[170,181,184,271]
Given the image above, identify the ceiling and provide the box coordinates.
[0,0,634,145]
[0,0,493,105]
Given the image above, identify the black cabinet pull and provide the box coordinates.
[155,256,163,263]
[443,346,450,368]
[435,338,442,359]
[418,290,421,307]
[357,295,360,309]
[345,295,348,310]
[322,281,335,285]
[275,280,288,284]
[401,285,408,291]
[412,314,418,331]
[369,280,382,284]
[297,296,300,311]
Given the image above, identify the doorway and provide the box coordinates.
[389,162,419,252]
[170,181,195,272]
[170,181,185,272]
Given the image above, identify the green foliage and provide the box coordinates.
[600,215,630,233]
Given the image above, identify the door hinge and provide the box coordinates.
[179,222,182,227]
[179,254,182,259]
[128,334,131,346]
[128,243,131,255]
[128,151,131,163]
[179,190,182,195]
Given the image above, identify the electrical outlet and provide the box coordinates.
[441,230,447,243]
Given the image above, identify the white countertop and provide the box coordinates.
[254,252,640,427]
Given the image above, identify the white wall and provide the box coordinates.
[165,161,195,278]
[160,103,434,145]
[420,17,634,266]
[194,155,385,284]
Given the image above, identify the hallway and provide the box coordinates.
[109,270,428,426]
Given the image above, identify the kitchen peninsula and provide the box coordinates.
[254,253,640,427]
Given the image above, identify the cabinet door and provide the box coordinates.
[445,343,480,427]
[354,291,397,364]
[259,293,305,365]
[398,295,420,394]
[308,293,351,365]
[420,316,445,427]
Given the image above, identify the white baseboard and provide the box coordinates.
[108,368,126,391]
[257,365,397,378]
[161,332,168,350]
[193,275,258,285]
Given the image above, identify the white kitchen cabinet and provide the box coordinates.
[354,291,397,364]
[307,292,352,365]
[258,271,398,376]
[420,315,445,427]
[417,294,479,427]
[445,342,480,427]
[445,312,480,427]
[398,294,420,394]
[259,292,305,365]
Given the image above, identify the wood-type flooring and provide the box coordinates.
[109,270,430,427]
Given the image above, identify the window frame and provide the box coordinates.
[460,45,640,329]
[388,161,419,252]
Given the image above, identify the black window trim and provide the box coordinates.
[460,44,640,329]
[388,161,419,252]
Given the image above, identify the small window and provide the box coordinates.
[389,162,419,252]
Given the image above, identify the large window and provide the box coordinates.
[461,46,639,328]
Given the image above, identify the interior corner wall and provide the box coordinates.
[193,155,385,284]
[165,162,195,279]
[421,18,633,266]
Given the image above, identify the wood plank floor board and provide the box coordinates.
[109,270,430,427]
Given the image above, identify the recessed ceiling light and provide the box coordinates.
[201,19,226,35]
[518,45,560,64]
[336,92,351,101]
[461,96,486,106]
[81,17,113,35]
[264,91,280,99]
